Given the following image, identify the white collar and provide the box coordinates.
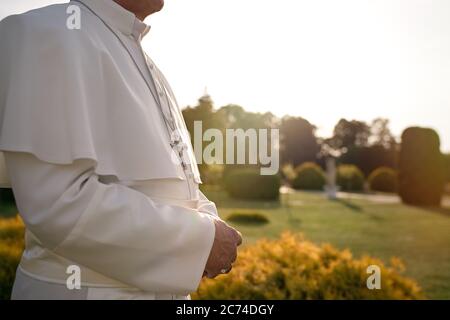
[72,0,151,41]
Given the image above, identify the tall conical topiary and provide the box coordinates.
[398,127,445,206]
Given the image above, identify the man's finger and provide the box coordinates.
[220,265,232,275]
[230,248,237,263]
[235,231,243,246]
[206,270,219,279]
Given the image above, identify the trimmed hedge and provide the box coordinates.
[224,169,280,200]
[399,127,445,206]
[368,167,398,193]
[193,232,424,299]
[292,162,326,191]
[336,165,365,192]
[226,212,269,225]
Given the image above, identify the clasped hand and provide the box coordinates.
[203,218,242,278]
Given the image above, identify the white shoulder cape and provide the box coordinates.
[0,7,197,187]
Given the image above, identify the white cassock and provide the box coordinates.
[0,0,218,299]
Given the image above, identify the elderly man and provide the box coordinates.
[0,0,241,300]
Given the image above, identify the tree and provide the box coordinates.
[398,127,445,206]
[217,104,277,130]
[182,94,225,137]
[340,145,397,176]
[216,105,278,176]
[279,116,320,166]
[370,118,397,149]
[182,94,226,179]
[324,118,398,176]
[326,119,370,153]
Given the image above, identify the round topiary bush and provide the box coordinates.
[399,127,445,206]
[368,167,398,193]
[336,165,365,192]
[193,232,424,300]
[224,169,280,200]
[291,162,326,191]
[226,211,269,225]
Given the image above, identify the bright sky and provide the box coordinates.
[1,0,449,151]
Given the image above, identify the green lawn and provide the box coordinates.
[1,189,450,299]
[204,188,450,299]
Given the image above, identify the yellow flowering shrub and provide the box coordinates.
[0,218,424,300]
[193,232,424,300]
[0,216,24,300]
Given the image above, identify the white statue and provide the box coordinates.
[324,157,338,199]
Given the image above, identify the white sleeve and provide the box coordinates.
[197,189,219,218]
[4,151,215,294]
